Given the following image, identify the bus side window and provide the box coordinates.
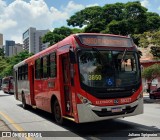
[42,56,48,78]
[35,58,41,79]
[47,55,50,77]
[50,52,56,78]
[18,67,22,80]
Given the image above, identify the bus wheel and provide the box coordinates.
[22,93,28,109]
[53,100,63,125]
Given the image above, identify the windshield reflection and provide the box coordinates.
[78,50,140,88]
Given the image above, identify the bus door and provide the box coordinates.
[29,65,35,105]
[62,53,73,116]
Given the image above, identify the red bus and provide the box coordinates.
[13,33,143,124]
[2,76,14,94]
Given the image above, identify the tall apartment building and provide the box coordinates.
[23,27,49,54]
[0,33,3,48]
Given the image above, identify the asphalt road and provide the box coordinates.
[0,90,160,140]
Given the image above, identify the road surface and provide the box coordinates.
[0,90,160,140]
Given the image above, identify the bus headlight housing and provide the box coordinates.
[77,94,92,104]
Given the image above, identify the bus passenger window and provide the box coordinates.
[35,59,41,79]
[43,56,48,78]
[50,52,56,78]
[18,67,22,80]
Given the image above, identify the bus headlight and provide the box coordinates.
[77,94,92,104]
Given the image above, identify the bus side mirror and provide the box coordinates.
[69,50,76,64]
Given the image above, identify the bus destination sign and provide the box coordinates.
[78,35,133,47]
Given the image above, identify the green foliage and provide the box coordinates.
[132,31,160,57]
[150,47,160,57]
[42,26,72,46]
[42,26,83,46]
[67,6,103,28]
[150,31,160,46]
[137,32,151,48]
[146,12,160,31]
[0,48,5,58]
[67,1,160,35]
[71,28,83,34]
[0,51,33,77]
[142,64,160,81]
[42,31,54,46]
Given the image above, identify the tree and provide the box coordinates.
[0,51,33,77]
[42,31,55,46]
[103,3,125,24]
[132,31,160,58]
[67,1,160,35]
[71,28,83,34]
[42,26,72,46]
[146,12,160,31]
[124,1,147,33]
[67,6,103,28]
[142,64,160,92]
[0,48,5,58]
[42,26,82,46]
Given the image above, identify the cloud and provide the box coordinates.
[0,0,85,43]
[141,0,150,7]
[86,3,99,7]
[64,1,84,13]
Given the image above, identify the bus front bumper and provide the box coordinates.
[77,98,143,123]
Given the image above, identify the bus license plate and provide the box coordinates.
[111,107,122,113]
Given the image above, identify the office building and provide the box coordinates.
[5,40,15,56]
[23,27,49,54]
[8,43,23,57]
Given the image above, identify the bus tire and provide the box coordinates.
[22,93,28,109]
[53,99,64,125]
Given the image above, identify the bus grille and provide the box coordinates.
[92,105,137,117]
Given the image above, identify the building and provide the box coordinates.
[0,33,3,48]
[14,43,24,55]
[4,40,23,57]
[23,27,49,54]
[8,43,23,57]
[5,40,15,56]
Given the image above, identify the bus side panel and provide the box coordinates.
[17,80,30,102]
[34,79,46,109]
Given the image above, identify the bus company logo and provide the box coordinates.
[114,99,119,105]
[2,132,11,137]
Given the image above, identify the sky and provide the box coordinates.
[0,0,160,44]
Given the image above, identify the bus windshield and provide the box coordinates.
[78,50,140,88]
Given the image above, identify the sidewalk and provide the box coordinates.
[0,119,11,131]
[0,119,18,140]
